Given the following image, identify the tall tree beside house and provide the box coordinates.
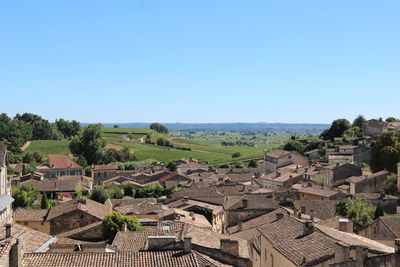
[320,119,351,141]
[384,174,398,195]
[90,185,109,204]
[336,198,376,232]
[370,131,400,173]
[12,184,39,208]
[374,203,385,219]
[352,115,367,128]
[386,117,399,122]
[69,124,106,165]
[40,193,54,209]
[55,119,81,139]
[102,212,143,242]
[149,123,169,134]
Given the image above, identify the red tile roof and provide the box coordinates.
[92,165,118,171]
[48,155,81,169]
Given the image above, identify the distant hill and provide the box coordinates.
[82,122,329,134]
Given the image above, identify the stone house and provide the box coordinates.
[38,155,83,178]
[0,146,13,226]
[13,208,50,234]
[358,215,400,248]
[223,194,278,227]
[294,184,346,200]
[319,163,362,187]
[362,119,389,137]
[91,164,118,185]
[264,150,308,174]
[253,216,395,267]
[45,198,111,235]
[349,170,389,194]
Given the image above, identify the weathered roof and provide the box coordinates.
[379,215,400,238]
[348,170,389,184]
[48,155,82,169]
[14,208,49,222]
[258,216,394,266]
[46,198,110,221]
[22,250,223,267]
[223,194,278,211]
[296,186,341,198]
[226,208,289,235]
[23,177,90,192]
[293,200,336,220]
[92,165,118,171]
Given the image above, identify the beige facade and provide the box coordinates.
[0,146,13,226]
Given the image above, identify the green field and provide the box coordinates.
[25,140,71,157]
[25,128,288,165]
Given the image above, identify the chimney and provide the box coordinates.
[276,212,284,220]
[220,239,239,257]
[242,199,248,209]
[395,239,400,254]
[300,206,306,214]
[303,221,315,236]
[183,237,192,253]
[237,221,243,231]
[6,224,12,238]
[338,218,353,233]
[379,190,386,200]
[335,244,350,263]
[336,162,340,167]
[10,235,26,267]
[122,223,128,232]
[356,246,368,266]
[310,209,315,222]
[189,211,195,220]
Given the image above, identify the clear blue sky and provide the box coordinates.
[1,1,399,123]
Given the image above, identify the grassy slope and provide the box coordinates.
[25,140,71,157]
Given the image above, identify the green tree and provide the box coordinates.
[40,193,54,209]
[370,131,400,173]
[247,159,258,168]
[102,212,143,242]
[69,124,106,165]
[149,123,169,134]
[321,119,351,141]
[336,198,376,232]
[386,117,398,123]
[232,152,241,158]
[135,183,170,198]
[74,185,83,198]
[105,184,124,199]
[12,184,38,208]
[90,185,109,204]
[283,140,306,153]
[384,174,398,195]
[55,119,81,139]
[352,115,366,128]
[122,183,136,197]
[166,161,177,172]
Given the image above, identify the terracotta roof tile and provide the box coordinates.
[48,155,81,169]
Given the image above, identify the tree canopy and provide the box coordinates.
[370,131,400,172]
[336,198,376,232]
[352,115,366,128]
[12,184,39,208]
[70,124,106,165]
[149,123,169,134]
[102,212,143,242]
[320,119,351,141]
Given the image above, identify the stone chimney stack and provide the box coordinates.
[10,235,26,267]
[310,209,315,222]
[303,221,315,236]
[6,223,12,238]
[237,221,243,231]
[183,237,192,253]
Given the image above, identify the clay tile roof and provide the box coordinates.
[296,186,341,198]
[48,155,81,169]
[223,194,278,211]
[22,250,222,267]
[14,208,49,222]
[293,200,336,220]
[92,165,118,171]
[379,215,400,238]
[46,198,110,221]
